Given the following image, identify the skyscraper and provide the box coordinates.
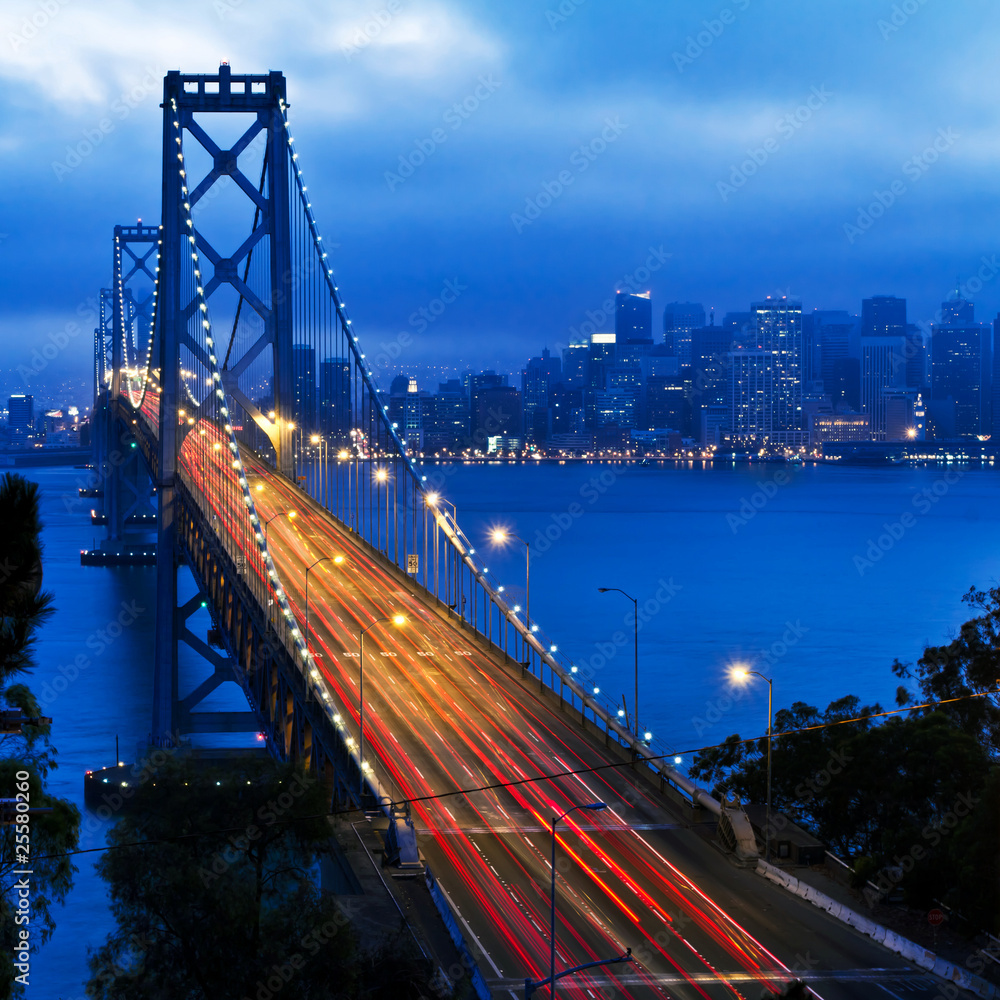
[728,297,804,445]
[615,291,652,343]
[862,295,907,339]
[932,323,985,437]
[861,338,907,440]
[7,394,33,434]
[663,302,705,366]
[522,348,561,442]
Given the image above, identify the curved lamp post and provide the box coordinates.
[732,665,773,860]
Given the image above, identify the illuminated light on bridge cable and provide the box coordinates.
[570,666,578,673]
[593,687,600,694]
[644,731,653,741]
[674,756,682,765]
[531,624,539,632]
[550,645,557,652]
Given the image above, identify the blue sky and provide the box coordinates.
[2,0,1000,397]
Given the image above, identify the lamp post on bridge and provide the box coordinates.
[357,614,406,798]
[311,434,328,509]
[304,554,344,696]
[375,468,388,555]
[491,528,529,667]
[731,665,773,861]
[597,587,639,740]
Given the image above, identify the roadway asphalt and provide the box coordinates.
[188,440,952,1000]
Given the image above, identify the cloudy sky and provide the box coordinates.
[2,0,1000,396]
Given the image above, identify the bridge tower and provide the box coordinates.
[83,225,159,564]
[152,65,296,745]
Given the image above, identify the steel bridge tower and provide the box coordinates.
[152,66,296,746]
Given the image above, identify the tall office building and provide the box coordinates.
[615,291,652,343]
[941,294,974,326]
[523,348,561,442]
[932,322,985,437]
[292,344,316,433]
[469,372,508,439]
[690,325,735,440]
[7,394,33,434]
[663,302,705,366]
[812,311,855,395]
[861,338,907,440]
[862,295,907,339]
[319,358,351,442]
[561,340,589,388]
[728,297,804,445]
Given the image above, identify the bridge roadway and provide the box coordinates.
[182,439,945,1000]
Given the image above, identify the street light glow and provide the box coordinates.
[376,468,387,482]
[392,615,406,626]
[731,665,750,683]
[311,434,320,444]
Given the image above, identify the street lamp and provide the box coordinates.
[491,528,530,647]
[731,665,773,861]
[375,468,388,554]
[358,614,406,796]
[262,509,297,543]
[311,434,329,508]
[597,587,638,739]
[305,554,344,685]
[549,802,607,999]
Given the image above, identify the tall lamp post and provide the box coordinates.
[731,665,773,860]
[549,802,607,999]
[491,528,530,659]
[310,434,328,508]
[375,468,388,554]
[597,587,638,739]
[358,614,406,796]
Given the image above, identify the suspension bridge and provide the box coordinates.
[82,65,949,1000]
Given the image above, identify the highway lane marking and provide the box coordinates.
[433,878,505,979]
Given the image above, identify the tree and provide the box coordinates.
[0,473,80,998]
[87,759,446,1000]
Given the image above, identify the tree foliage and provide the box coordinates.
[87,759,446,1000]
[0,473,79,999]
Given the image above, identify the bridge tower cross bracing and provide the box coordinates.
[151,65,296,746]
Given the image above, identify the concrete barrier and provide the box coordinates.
[755,860,998,998]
